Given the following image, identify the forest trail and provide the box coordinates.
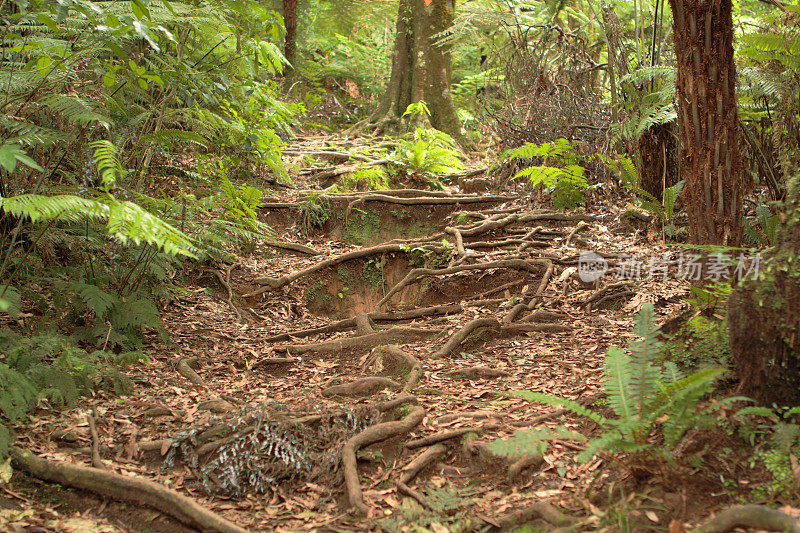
[8,137,703,531]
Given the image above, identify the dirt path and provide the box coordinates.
[4,145,703,531]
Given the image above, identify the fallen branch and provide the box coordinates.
[343,405,426,512]
[693,504,800,533]
[10,446,249,533]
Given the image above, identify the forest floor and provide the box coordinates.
[0,135,791,532]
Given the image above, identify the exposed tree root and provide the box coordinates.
[501,323,574,335]
[693,505,800,533]
[394,480,431,509]
[321,377,401,398]
[492,502,580,531]
[275,327,440,355]
[177,357,205,387]
[247,243,415,295]
[87,409,104,469]
[343,404,426,512]
[264,241,320,255]
[406,424,498,449]
[508,453,545,480]
[264,304,461,343]
[9,446,250,533]
[503,259,555,323]
[376,259,544,311]
[344,193,515,219]
[399,444,447,484]
[370,345,423,392]
[582,281,635,311]
[446,367,511,379]
[431,318,501,359]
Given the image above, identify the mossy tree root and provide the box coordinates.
[9,446,250,533]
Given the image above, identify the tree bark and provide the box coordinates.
[728,176,800,405]
[352,0,464,140]
[668,0,742,245]
[282,0,298,71]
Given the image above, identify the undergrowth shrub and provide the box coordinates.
[0,330,146,459]
[507,138,589,209]
[489,304,730,472]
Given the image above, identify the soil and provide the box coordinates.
[1,136,792,532]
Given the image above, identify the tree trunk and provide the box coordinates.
[728,176,800,405]
[668,0,742,245]
[637,122,680,200]
[352,0,464,140]
[282,0,298,71]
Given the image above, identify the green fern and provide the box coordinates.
[490,304,725,465]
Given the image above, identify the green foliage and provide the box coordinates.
[508,139,589,209]
[299,192,332,236]
[0,331,144,459]
[612,66,677,144]
[340,166,391,191]
[0,194,195,258]
[378,484,475,533]
[392,127,464,186]
[489,305,725,466]
[744,204,781,247]
[631,180,685,238]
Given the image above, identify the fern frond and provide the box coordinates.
[604,346,635,420]
[510,390,609,426]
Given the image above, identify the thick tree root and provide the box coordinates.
[343,404,426,512]
[693,505,800,533]
[370,345,423,392]
[321,377,401,398]
[376,259,545,311]
[446,367,511,379]
[494,502,579,531]
[246,243,415,295]
[275,327,440,355]
[177,357,205,387]
[406,424,498,449]
[431,318,501,359]
[9,446,250,533]
[399,444,447,484]
[264,304,462,343]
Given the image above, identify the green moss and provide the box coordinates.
[344,209,382,245]
[361,260,384,289]
[305,280,334,307]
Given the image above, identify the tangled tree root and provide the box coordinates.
[343,404,426,512]
[10,446,250,533]
[264,304,462,343]
[399,444,446,484]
